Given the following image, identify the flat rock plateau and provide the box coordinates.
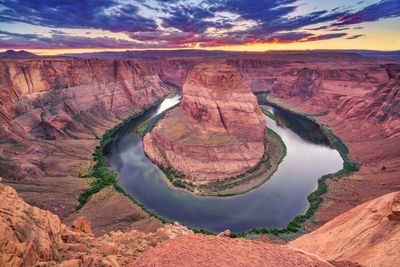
[0,51,399,266]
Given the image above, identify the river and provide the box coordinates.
[106,95,343,232]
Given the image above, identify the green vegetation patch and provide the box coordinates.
[261,108,278,121]
[78,98,165,209]
[231,101,359,240]
[267,128,287,163]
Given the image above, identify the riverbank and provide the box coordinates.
[77,98,171,225]
[83,95,353,238]
[196,127,286,196]
[137,105,287,196]
[230,95,359,240]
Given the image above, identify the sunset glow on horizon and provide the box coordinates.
[1,0,399,55]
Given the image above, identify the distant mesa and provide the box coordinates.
[143,62,266,186]
[0,50,38,58]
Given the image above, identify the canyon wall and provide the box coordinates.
[0,57,170,232]
[0,57,169,139]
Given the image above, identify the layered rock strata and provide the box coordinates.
[144,62,266,181]
[0,57,170,232]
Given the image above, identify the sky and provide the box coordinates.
[0,0,399,55]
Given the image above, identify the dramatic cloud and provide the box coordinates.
[0,30,181,49]
[0,0,399,49]
[333,0,400,26]
[0,0,157,32]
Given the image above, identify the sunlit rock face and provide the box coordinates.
[290,191,400,267]
[144,62,266,181]
[180,62,266,139]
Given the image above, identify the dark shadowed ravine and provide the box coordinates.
[106,96,343,232]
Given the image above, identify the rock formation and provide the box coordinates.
[290,191,400,266]
[0,57,170,232]
[131,234,332,267]
[143,62,266,181]
[0,181,334,266]
[0,57,169,139]
[0,182,192,266]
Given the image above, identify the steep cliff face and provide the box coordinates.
[144,62,266,182]
[149,58,197,87]
[226,58,387,94]
[366,64,400,135]
[180,62,265,139]
[290,191,400,267]
[0,57,170,229]
[0,58,169,139]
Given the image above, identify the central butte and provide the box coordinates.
[143,62,267,191]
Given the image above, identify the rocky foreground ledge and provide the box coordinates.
[0,181,331,266]
[143,62,271,193]
[1,179,399,266]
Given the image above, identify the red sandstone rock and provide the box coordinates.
[71,217,94,236]
[130,234,333,267]
[290,191,400,267]
[0,57,170,231]
[180,62,265,139]
[144,62,266,181]
[0,182,192,266]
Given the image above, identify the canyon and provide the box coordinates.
[149,54,400,226]
[143,62,269,192]
[0,51,399,266]
[0,57,171,234]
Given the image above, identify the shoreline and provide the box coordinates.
[137,104,287,197]
[155,126,287,197]
[229,95,359,239]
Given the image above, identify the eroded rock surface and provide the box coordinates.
[290,191,400,267]
[130,234,333,267]
[144,62,266,181]
[0,182,192,266]
[0,57,170,231]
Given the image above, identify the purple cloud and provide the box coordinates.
[0,0,157,32]
[333,0,400,26]
[0,0,398,49]
[346,34,365,40]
